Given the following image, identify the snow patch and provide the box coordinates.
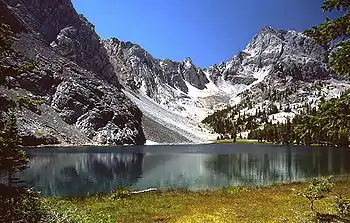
[269,112,296,124]
[146,140,159,145]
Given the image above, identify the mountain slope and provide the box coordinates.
[0,0,145,146]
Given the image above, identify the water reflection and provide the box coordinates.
[20,145,350,196]
[205,147,350,186]
[23,153,144,196]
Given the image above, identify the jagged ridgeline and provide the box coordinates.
[0,0,145,146]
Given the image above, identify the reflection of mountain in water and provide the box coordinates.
[135,154,215,189]
[21,153,144,196]
[20,145,350,196]
[205,147,350,186]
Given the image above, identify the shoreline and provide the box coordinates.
[26,140,215,149]
[46,175,350,198]
[27,141,349,149]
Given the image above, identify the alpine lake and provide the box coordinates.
[20,144,350,197]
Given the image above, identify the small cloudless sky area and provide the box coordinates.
[72,0,336,67]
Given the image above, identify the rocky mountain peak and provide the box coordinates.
[183,57,193,69]
[109,37,120,45]
[4,0,347,145]
[259,26,279,34]
[247,26,328,62]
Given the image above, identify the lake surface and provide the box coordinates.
[20,144,350,196]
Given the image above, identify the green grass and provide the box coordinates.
[210,138,272,145]
[45,180,350,223]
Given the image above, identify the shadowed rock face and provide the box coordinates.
[6,0,119,86]
[0,0,146,146]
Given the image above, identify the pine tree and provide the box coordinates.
[304,0,350,77]
[0,114,28,187]
[0,23,15,85]
[0,23,15,60]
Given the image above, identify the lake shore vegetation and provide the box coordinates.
[43,178,350,223]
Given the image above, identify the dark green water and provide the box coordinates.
[20,144,350,196]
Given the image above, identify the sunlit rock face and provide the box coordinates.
[103,26,333,101]
[102,39,209,98]
[0,0,146,145]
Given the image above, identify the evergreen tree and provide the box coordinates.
[0,23,15,62]
[0,22,21,86]
[0,113,28,187]
[304,0,350,77]
[0,22,45,223]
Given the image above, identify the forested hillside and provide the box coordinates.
[249,91,350,146]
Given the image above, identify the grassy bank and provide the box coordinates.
[45,180,350,223]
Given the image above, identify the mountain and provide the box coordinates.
[0,0,145,146]
[1,0,349,145]
[103,39,216,143]
[103,27,350,142]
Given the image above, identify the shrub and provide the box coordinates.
[297,177,334,212]
[16,96,44,114]
[224,186,250,195]
[110,187,130,200]
[35,129,49,136]
[16,96,44,108]
[41,207,78,223]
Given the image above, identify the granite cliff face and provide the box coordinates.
[103,38,208,99]
[103,38,215,143]
[223,28,348,115]
[207,27,332,84]
[0,0,146,146]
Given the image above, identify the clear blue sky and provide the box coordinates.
[72,0,333,68]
